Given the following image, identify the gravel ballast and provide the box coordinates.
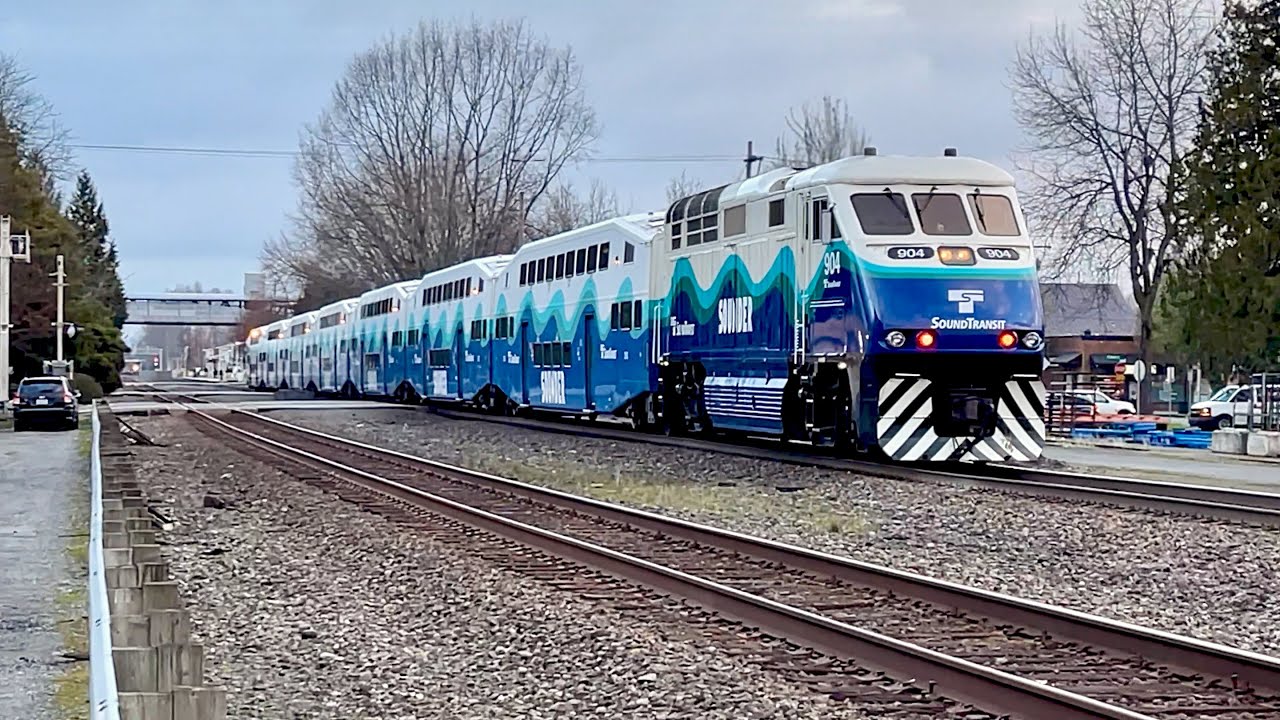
[133,416,894,719]
[269,408,1280,656]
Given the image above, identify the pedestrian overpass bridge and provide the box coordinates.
[124,293,293,326]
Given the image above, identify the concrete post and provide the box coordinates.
[172,686,227,719]
[147,610,190,646]
[117,692,172,719]
[142,582,180,612]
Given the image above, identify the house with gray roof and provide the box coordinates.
[1040,283,1140,373]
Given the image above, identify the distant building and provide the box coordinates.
[243,272,266,300]
[1041,283,1139,375]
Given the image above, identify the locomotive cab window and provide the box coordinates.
[968,194,1020,236]
[851,193,914,235]
[768,198,786,227]
[912,193,972,235]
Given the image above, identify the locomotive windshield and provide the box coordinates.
[851,190,1023,238]
[911,193,971,236]
[850,192,913,235]
[968,194,1020,236]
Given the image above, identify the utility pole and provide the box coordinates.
[52,254,66,361]
[1,216,32,413]
[743,140,764,179]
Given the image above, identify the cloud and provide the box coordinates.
[1,0,1085,294]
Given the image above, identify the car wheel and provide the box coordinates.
[1214,414,1233,430]
[12,419,25,432]
[1118,408,1134,415]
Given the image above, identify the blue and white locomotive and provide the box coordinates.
[244,149,1046,463]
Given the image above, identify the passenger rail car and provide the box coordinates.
[310,299,358,394]
[417,256,511,406]
[354,281,418,398]
[240,149,1046,463]
[492,215,659,419]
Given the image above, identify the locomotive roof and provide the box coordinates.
[787,154,1015,190]
[673,154,1015,214]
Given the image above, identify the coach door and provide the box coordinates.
[520,320,530,404]
[453,328,464,399]
[419,323,429,397]
[582,312,594,410]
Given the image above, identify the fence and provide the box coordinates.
[1044,372,1127,437]
[1243,372,1280,432]
[88,402,122,719]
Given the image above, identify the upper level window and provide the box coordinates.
[850,193,914,235]
[968,194,1020,236]
[912,193,971,236]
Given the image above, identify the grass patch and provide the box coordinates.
[77,422,92,458]
[53,451,91,720]
[53,665,88,720]
[475,455,869,537]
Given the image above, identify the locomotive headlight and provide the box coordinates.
[997,330,1018,349]
[1021,331,1043,349]
[915,329,937,349]
[885,330,907,348]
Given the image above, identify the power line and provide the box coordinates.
[67,143,741,164]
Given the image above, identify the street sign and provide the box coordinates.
[1166,365,1175,384]
[1132,359,1147,382]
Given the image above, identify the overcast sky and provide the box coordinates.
[1,0,1082,297]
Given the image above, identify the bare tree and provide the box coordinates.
[1010,0,1216,384]
[0,54,69,175]
[270,18,598,293]
[527,178,621,237]
[664,170,703,204]
[771,96,869,168]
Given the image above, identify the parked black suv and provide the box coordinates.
[12,376,80,431]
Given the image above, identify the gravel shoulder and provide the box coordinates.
[133,415,884,720]
[0,427,82,720]
[268,407,1280,657]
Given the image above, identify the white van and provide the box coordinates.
[1188,385,1263,430]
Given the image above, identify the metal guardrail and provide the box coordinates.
[88,402,121,719]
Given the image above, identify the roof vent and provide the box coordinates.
[863,146,878,156]
[943,147,958,157]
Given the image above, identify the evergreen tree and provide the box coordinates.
[1166,0,1280,374]
[66,170,128,327]
[0,114,128,394]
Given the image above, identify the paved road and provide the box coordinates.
[1044,444,1280,492]
[0,426,79,720]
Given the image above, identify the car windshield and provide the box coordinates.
[1208,387,1236,401]
[19,380,64,397]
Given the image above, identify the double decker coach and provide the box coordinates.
[492,215,660,418]
[354,281,417,398]
[416,255,512,406]
[310,298,358,394]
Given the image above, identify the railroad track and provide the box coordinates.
[423,406,1280,528]
[120,382,1280,527]
[163,401,1280,720]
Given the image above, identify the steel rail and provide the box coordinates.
[422,407,1280,527]
[185,404,1154,720]
[227,407,1280,695]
